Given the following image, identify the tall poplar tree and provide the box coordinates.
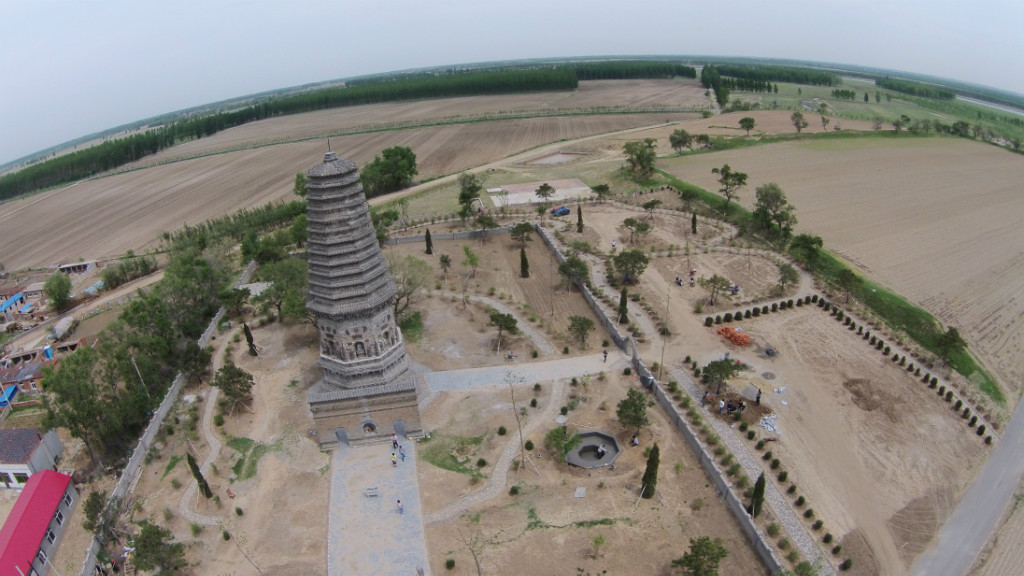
[641,443,660,498]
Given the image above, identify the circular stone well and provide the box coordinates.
[565,431,622,469]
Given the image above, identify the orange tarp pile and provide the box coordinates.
[717,326,751,346]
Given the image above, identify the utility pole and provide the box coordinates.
[130,356,152,403]
[659,284,670,381]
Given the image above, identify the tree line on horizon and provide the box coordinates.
[0,60,705,202]
[876,77,956,100]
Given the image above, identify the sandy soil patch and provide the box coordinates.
[658,136,1024,408]
[495,178,593,205]
[134,80,709,162]
[387,233,612,365]
[419,372,768,575]
[123,320,329,575]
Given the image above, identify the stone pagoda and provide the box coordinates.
[305,151,422,449]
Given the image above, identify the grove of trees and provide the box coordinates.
[360,146,418,198]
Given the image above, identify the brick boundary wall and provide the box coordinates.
[78,261,257,576]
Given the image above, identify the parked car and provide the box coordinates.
[551,205,570,216]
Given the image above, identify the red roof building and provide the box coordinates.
[0,469,77,576]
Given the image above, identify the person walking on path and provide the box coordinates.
[719,399,725,414]
[392,433,399,449]
[755,388,762,406]
[392,452,397,467]
[399,445,406,461]
[603,350,608,362]
[397,499,403,514]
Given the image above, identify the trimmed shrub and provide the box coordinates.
[787,484,797,494]
[770,458,780,470]
[509,485,520,496]
[530,398,537,407]
[813,520,824,530]
[796,299,803,307]
[752,308,761,317]
[986,435,993,445]
[223,530,231,541]
[938,385,946,396]
[771,303,778,312]
[763,450,773,461]
[832,545,842,555]
[744,309,752,319]
[945,391,954,402]
[893,353,900,362]
[955,399,963,410]
[884,345,891,355]
[840,559,853,571]
[498,426,507,436]
[213,414,224,427]
[777,470,788,482]
[899,355,906,366]
[870,336,877,345]
[739,421,748,431]
[795,495,806,506]
[476,458,488,467]
[978,424,987,436]
[747,430,756,440]
[755,440,765,450]
[811,294,819,303]
[446,559,456,570]
[923,373,931,383]
[970,415,978,427]
[724,312,733,322]
[778,537,790,550]
[767,522,780,537]
[761,306,769,314]
[823,533,834,544]
[525,440,534,451]
[931,376,939,386]
[624,367,632,376]
[787,299,794,307]
[962,407,970,419]
[715,315,722,324]
[704,316,714,327]
[804,508,814,519]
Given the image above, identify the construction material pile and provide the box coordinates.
[716,326,751,346]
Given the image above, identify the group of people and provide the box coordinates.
[701,390,748,416]
[391,434,406,467]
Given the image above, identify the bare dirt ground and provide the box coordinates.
[386,233,611,366]
[118,320,329,575]
[567,202,989,575]
[418,373,768,576]
[134,79,709,162]
[9,84,1019,574]
[971,475,1024,576]
[655,134,1024,409]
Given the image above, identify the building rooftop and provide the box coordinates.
[0,470,72,575]
[0,428,43,465]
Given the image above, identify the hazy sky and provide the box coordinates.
[2,0,1022,164]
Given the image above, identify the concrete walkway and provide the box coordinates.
[910,395,1024,575]
[423,351,623,394]
[328,443,430,576]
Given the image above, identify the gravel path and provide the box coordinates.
[423,352,620,394]
[670,366,836,576]
[178,379,224,526]
[432,291,555,355]
[424,378,567,525]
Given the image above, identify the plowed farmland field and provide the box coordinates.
[0,114,685,270]
[659,135,1024,402]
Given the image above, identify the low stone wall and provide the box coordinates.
[528,215,783,571]
[635,357,786,574]
[533,224,630,352]
[384,226,509,245]
[78,261,257,576]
